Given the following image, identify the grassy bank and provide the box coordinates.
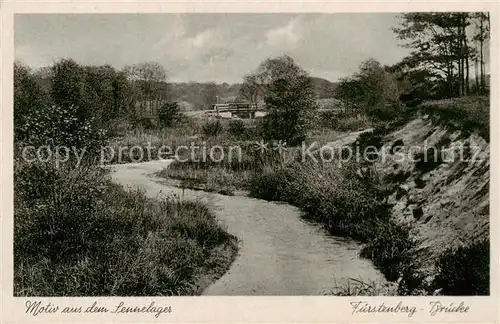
[14,159,237,296]
[419,96,489,141]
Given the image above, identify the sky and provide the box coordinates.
[15,13,411,83]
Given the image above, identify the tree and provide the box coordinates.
[158,102,182,127]
[240,55,310,106]
[336,59,404,118]
[14,62,50,141]
[123,62,168,116]
[240,73,267,104]
[472,12,490,94]
[392,13,475,98]
[82,65,131,123]
[245,55,316,145]
[202,82,220,107]
[50,59,88,118]
[16,60,106,151]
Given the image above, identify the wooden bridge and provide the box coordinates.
[211,103,263,119]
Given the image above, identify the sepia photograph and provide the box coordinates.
[11,11,491,299]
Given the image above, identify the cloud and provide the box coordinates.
[15,13,412,83]
[262,17,302,48]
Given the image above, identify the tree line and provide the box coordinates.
[392,12,490,98]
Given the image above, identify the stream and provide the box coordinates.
[110,160,386,295]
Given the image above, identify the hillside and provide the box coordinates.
[311,77,338,99]
[170,76,338,109]
[372,98,489,271]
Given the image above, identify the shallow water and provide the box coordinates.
[110,160,386,295]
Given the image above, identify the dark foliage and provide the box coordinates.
[227,119,247,137]
[158,102,182,127]
[202,119,224,137]
[433,239,490,295]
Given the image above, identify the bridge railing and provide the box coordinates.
[211,103,259,112]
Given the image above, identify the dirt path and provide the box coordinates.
[110,160,386,295]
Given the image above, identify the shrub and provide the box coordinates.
[368,102,406,121]
[432,239,489,295]
[19,104,107,155]
[336,115,371,131]
[14,160,110,262]
[158,102,182,128]
[315,111,370,131]
[355,126,387,162]
[107,118,133,137]
[386,170,411,184]
[227,119,246,137]
[136,117,156,130]
[202,119,224,137]
[14,63,51,142]
[248,164,291,201]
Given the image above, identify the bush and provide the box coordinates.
[135,117,156,130]
[248,165,291,201]
[432,239,489,295]
[227,119,246,137]
[14,63,51,142]
[158,102,182,128]
[14,161,108,261]
[107,118,133,137]
[202,119,224,137]
[19,104,107,155]
[367,102,406,121]
[355,126,388,162]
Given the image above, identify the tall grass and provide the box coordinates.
[105,117,263,164]
[160,140,288,195]
[14,159,237,296]
[326,278,397,296]
[316,110,371,132]
[419,96,489,141]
